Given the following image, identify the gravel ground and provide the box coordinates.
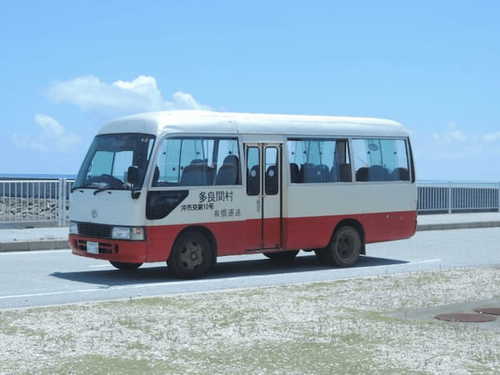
[1,267,500,374]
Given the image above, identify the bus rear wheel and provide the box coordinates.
[316,226,361,267]
[167,230,215,279]
[109,261,143,271]
[263,250,299,262]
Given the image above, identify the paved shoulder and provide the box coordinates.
[417,212,500,231]
[0,227,68,252]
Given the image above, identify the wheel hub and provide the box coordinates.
[179,241,203,270]
[338,235,353,259]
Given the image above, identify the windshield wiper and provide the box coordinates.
[93,186,129,195]
[93,187,113,195]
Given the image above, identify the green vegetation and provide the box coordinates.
[1,267,500,374]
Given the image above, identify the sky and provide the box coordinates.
[1,1,500,180]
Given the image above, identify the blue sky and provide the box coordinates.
[2,1,500,180]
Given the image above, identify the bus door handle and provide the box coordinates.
[256,198,261,213]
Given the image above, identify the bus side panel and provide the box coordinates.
[283,210,416,250]
[145,220,256,262]
[283,216,332,250]
[285,182,417,248]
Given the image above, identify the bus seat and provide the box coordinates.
[368,165,389,181]
[315,164,329,182]
[290,163,300,183]
[216,155,239,185]
[181,163,210,186]
[391,167,410,181]
[356,167,369,181]
[301,163,317,183]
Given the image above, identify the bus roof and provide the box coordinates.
[99,110,410,138]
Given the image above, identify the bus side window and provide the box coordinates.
[246,147,260,196]
[153,138,241,187]
[288,139,350,183]
[352,138,409,182]
[153,139,181,186]
[216,139,241,185]
[388,139,410,181]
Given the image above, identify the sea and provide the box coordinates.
[0,173,76,180]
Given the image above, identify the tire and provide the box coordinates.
[315,226,361,267]
[263,250,299,262]
[167,230,215,279]
[109,261,143,271]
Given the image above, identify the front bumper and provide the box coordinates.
[69,234,148,263]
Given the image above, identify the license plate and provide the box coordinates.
[87,241,99,254]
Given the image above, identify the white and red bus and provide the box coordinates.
[69,111,416,278]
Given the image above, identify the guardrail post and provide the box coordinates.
[498,182,500,212]
[63,178,67,226]
[448,181,452,214]
[58,178,64,226]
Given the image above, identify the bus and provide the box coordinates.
[69,111,416,278]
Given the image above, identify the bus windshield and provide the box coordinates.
[74,133,155,190]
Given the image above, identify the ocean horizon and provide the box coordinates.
[0,173,76,180]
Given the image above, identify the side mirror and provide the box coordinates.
[127,166,139,185]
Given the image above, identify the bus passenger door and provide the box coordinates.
[245,144,282,250]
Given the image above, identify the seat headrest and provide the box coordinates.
[223,154,239,166]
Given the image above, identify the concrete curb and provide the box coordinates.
[0,240,69,252]
[0,221,499,252]
[417,221,500,232]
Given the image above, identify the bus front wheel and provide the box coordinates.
[167,230,215,279]
[109,261,143,271]
[315,226,361,267]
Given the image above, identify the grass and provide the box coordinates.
[1,267,500,374]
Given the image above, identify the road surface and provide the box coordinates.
[1,227,499,309]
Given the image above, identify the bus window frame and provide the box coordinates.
[285,135,414,186]
[148,134,244,191]
[350,136,414,184]
[286,136,354,186]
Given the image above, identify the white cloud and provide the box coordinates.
[432,122,467,144]
[47,75,210,115]
[12,114,80,152]
[482,131,500,143]
[418,121,500,164]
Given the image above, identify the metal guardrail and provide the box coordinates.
[0,179,499,226]
[417,181,500,213]
[0,179,73,227]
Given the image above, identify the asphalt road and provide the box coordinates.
[1,227,499,309]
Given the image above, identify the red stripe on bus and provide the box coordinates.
[146,211,416,261]
[70,210,416,263]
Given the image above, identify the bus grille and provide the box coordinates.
[75,239,116,254]
[77,222,112,238]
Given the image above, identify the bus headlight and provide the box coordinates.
[111,226,145,241]
[69,222,78,235]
